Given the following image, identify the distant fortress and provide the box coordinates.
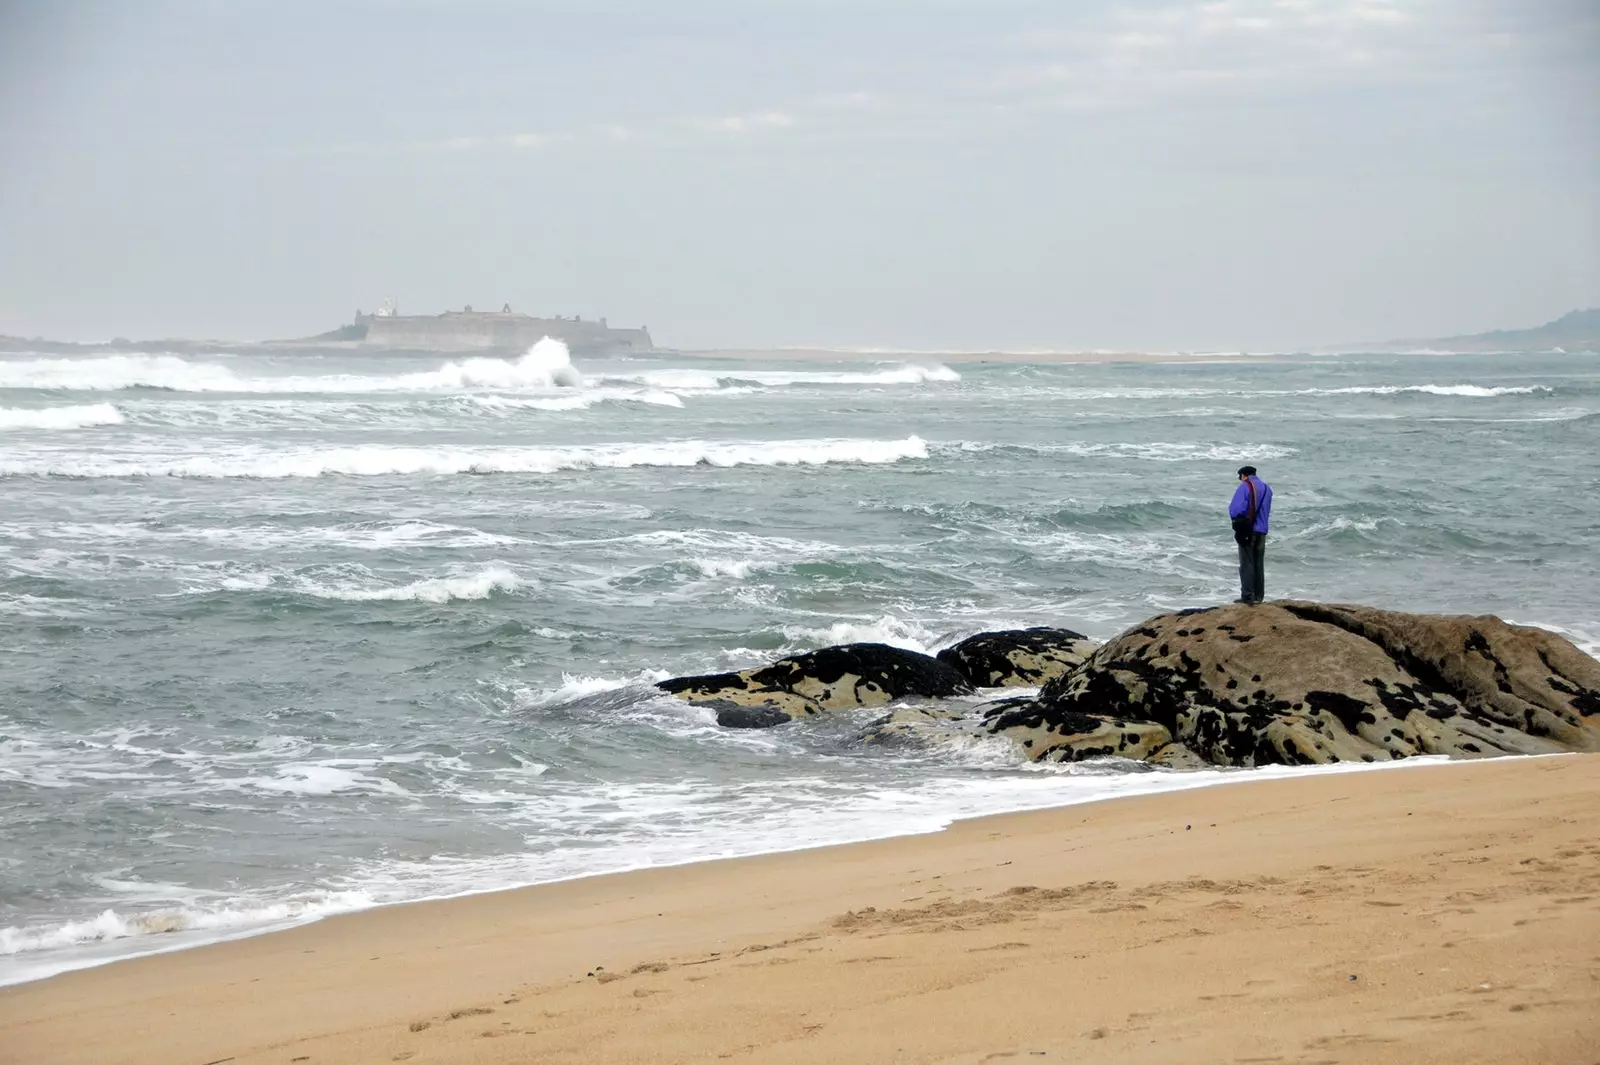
[352,300,653,354]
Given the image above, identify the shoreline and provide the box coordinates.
[0,758,1435,990]
[3,754,1596,1064]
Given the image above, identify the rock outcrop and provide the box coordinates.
[982,602,1600,766]
[657,642,973,728]
[935,627,1097,687]
[664,604,1600,766]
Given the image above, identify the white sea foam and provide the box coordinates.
[0,436,929,479]
[233,763,412,797]
[0,403,124,430]
[1293,517,1385,537]
[778,615,942,654]
[513,670,673,708]
[0,890,377,966]
[690,558,758,578]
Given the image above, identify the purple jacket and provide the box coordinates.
[1229,476,1272,534]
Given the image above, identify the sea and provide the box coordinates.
[2,340,1597,986]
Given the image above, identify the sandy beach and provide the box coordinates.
[3,755,1596,1065]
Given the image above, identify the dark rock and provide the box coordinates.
[659,642,974,727]
[935,627,1097,688]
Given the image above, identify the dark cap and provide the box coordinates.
[1237,465,1257,477]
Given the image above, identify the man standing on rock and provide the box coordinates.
[1229,465,1272,604]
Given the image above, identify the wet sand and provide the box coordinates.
[2,755,1596,1065]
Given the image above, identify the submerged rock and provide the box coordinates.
[658,642,973,727]
[986,602,1600,767]
[936,627,1098,687]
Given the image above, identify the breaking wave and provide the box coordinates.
[0,436,930,479]
[0,403,124,430]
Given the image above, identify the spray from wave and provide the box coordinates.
[394,337,584,390]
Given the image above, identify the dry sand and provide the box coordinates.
[3,756,1596,1065]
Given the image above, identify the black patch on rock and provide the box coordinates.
[746,643,972,697]
[1305,690,1377,734]
[716,706,792,729]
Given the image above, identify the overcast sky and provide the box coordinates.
[1,0,1596,350]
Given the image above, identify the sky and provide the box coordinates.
[0,0,1596,350]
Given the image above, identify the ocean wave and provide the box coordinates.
[0,403,124,430]
[0,436,929,479]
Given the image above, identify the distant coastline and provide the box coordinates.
[3,306,1595,359]
[1343,307,1600,355]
